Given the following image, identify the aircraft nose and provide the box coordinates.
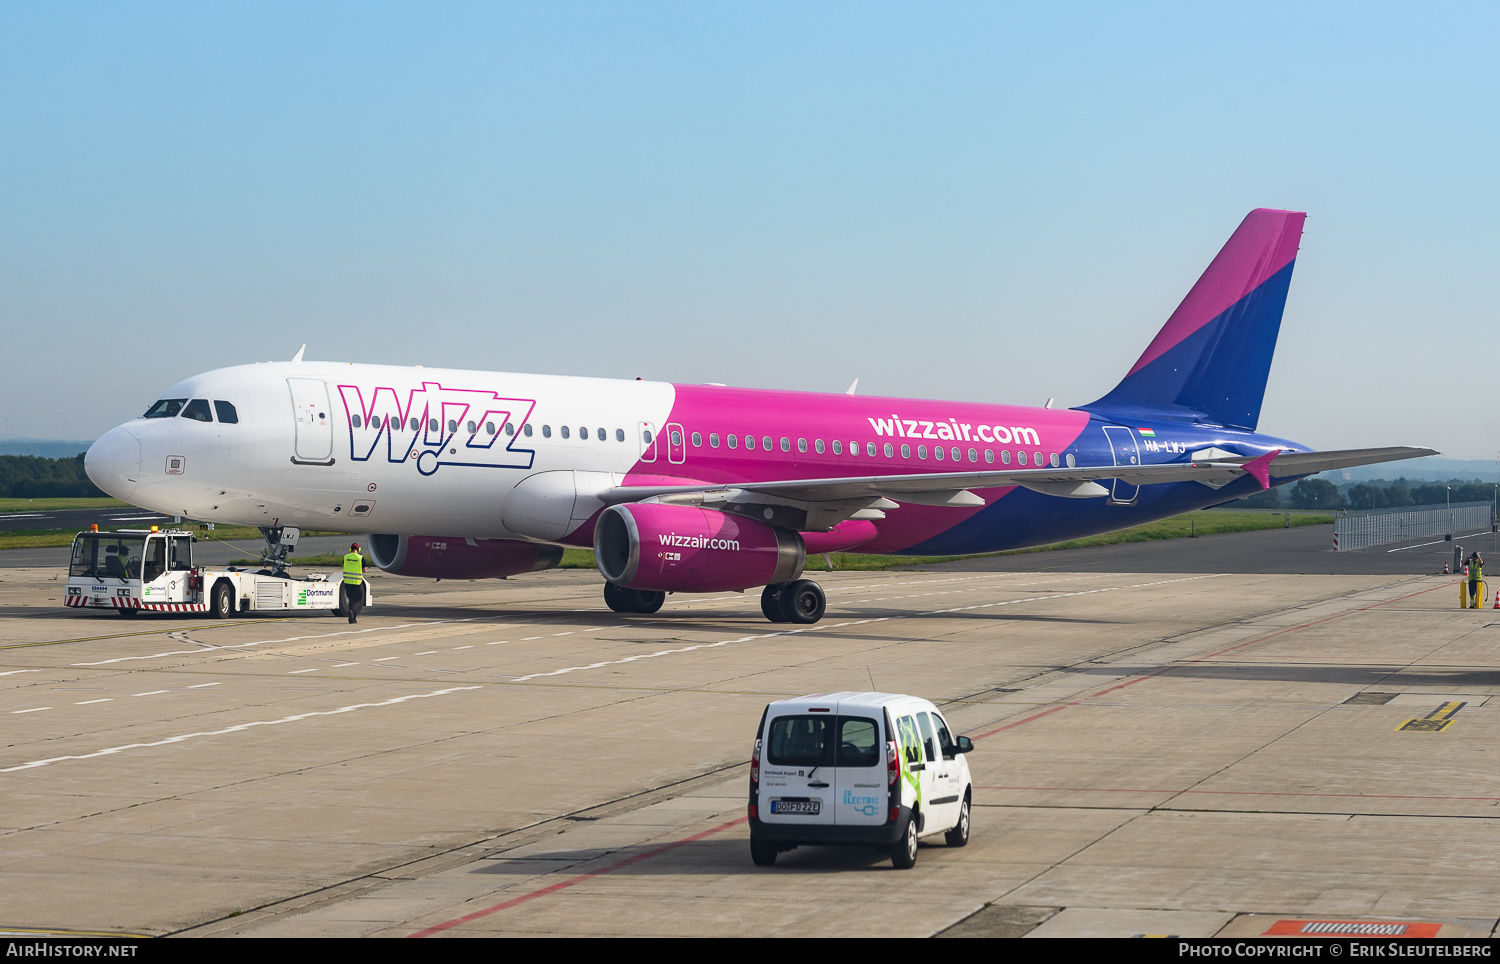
[85,426,141,500]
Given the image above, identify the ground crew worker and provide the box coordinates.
[343,542,365,624]
[1468,552,1485,609]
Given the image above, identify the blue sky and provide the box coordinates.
[2,3,1495,457]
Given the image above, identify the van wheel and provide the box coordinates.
[750,835,778,867]
[945,796,970,847]
[780,580,825,624]
[760,584,788,622]
[211,582,233,619]
[890,813,919,869]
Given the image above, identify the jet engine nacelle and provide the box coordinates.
[368,534,563,579]
[594,503,805,593]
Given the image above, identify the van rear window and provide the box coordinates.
[767,715,880,768]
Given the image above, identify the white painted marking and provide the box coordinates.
[415,651,438,656]
[289,668,318,674]
[75,699,113,705]
[0,670,38,677]
[134,690,168,697]
[187,682,220,689]
[331,662,357,668]
[12,707,50,714]
[374,656,399,662]
[2,685,482,773]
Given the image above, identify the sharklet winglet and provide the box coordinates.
[1243,448,1281,489]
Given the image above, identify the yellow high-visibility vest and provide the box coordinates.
[342,552,364,585]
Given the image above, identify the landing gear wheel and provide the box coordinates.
[749,834,778,867]
[890,813,919,869]
[945,796,971,847]
[760,584,788,623]
[211,582,233,620]
[604,583,666,615]
[631,589,665,614]
[778,580,825,624]
[603,582,631,614]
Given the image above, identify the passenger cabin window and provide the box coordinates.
[615,428,624,442]
[597,427,606,441]
[214,401,239,424]
[524,424,533,437]
[543,425,552,438]
[144,398,186,419]
[561,426,570,439]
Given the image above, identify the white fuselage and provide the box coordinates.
[86,361,677,541]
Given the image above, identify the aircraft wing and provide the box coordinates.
[597,445,1437,508]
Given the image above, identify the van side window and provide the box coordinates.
[895,715,923,765]
[933,714,957,760]
[917,713,938,763]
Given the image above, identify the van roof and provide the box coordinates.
[767,692,936,714]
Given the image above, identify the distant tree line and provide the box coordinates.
[1235,477,1499,512]
[0,454,105,498]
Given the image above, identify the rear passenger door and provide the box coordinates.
[831,714,885,828]
[919,711,960,831]
[895,713,941,832]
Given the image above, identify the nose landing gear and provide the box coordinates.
[760,580,825,624]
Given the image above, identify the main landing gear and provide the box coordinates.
[760,580,826,624]
[603,582,666,614]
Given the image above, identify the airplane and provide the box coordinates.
[83,209,1434,624]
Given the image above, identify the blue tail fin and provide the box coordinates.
[1081,209,1305,431]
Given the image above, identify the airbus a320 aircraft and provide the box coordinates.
[84,209,1433,624]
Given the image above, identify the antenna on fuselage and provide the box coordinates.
[291,345,306,362]
[845,378,859,396]
[1044,397,1055,409]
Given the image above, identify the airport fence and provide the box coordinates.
[1333,501,1493,551]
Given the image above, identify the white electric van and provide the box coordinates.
[747,692,975,868]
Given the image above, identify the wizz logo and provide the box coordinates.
[338,381,537,476]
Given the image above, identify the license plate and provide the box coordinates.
[769,799,820,815]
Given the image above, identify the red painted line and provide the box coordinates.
[408,816,748,937]
[969,580,1451,741]
[977,785,1500,803]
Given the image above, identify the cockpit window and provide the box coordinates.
[214,401,239,424]
[143,398,187,419]
[182,399,213,422]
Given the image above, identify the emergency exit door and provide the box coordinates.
[1102,426,1141,504]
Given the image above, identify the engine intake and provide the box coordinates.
[594,503,804,593]
[368,534,563,580]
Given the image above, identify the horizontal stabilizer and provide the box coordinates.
[1267,446,1438,478]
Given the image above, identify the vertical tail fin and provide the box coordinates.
[1080,209,1306,431]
